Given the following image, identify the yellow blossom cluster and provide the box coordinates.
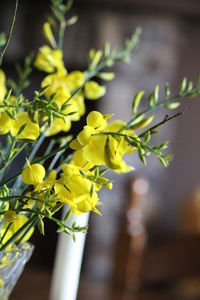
[34,45,106,136]
[0,45,106,142]
[0,70,39,140]
[21,160,100,215]
[20,110,137,217]
[70,111,136,173]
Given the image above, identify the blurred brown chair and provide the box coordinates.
[111,176,200,300]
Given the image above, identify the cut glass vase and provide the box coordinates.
[0,243,34,300]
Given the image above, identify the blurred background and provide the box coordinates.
[1,0,200,299]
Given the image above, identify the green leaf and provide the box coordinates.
[187,81,193,93]
[165,83,170,97]
[51,203,63,214]
[156,140,169,150]
[5,109,16,120]
[64,208,72,221]
[143,131,151,143]
[132,115,154,130]
[132,90,145,115]
[73,233,76,242]
[99,168,108,176]
[17,123,27,136]
[90,183,95,198]
[98,72,115,81]
[104,43,110,57]
[66,15,78,26]
[138,147,146,165]
[179,77,187,94]
[148,85,159,108]
[38,217,45,235]
[166,102,180,109]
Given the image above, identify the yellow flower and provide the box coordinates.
[34,45,66,75]
[54,164,100,215]
[40,72,87,136]
[71,149,94,170]
[1,214,34,244]
[22,160,45,186]
[41,73,70,98]
[70,111,107,150]
[65,71,85,92]
[0,69,7,102]
[84,81,106,100]
[10,112,40,140]
[104,135,133,173]
[70,114,135,173]
[34,169,57,191]
[0,112,12,134]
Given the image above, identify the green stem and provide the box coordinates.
[62,33,141,106]
[0,0,18,66]
[16,216,39,245]
[58,20,66,49]
[138,111,184,138]
[120,94,180,132]
[0,222,12,245]
[0,195,55,204]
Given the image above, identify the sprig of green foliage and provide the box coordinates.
[102,77,200,167]
[49,0,78,48]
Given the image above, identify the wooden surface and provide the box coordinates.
[10,269,110,300]
[10,269,51,300]
[10,267,200,300]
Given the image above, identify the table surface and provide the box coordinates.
[10,269,110,300]
[11,269,199,300]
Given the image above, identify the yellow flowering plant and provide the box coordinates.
[0,0,199,251]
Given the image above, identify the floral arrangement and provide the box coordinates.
[0,0,199,253]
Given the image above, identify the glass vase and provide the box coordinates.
[0,243,34,300]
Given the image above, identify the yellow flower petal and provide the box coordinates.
[65,71,84,91]
[71,149,93,170]
[10,112,40,141]
[84,81,106,100]
[22,161,45,186]
[82,135,107,166]
[46,117,71,136]
[54,183,73,205]
[34,45,66,75]
[70,139,82,150]
[43,22,56,47]
[0,112,12,134]
[86,111,106,132]
[77,126,94,145]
